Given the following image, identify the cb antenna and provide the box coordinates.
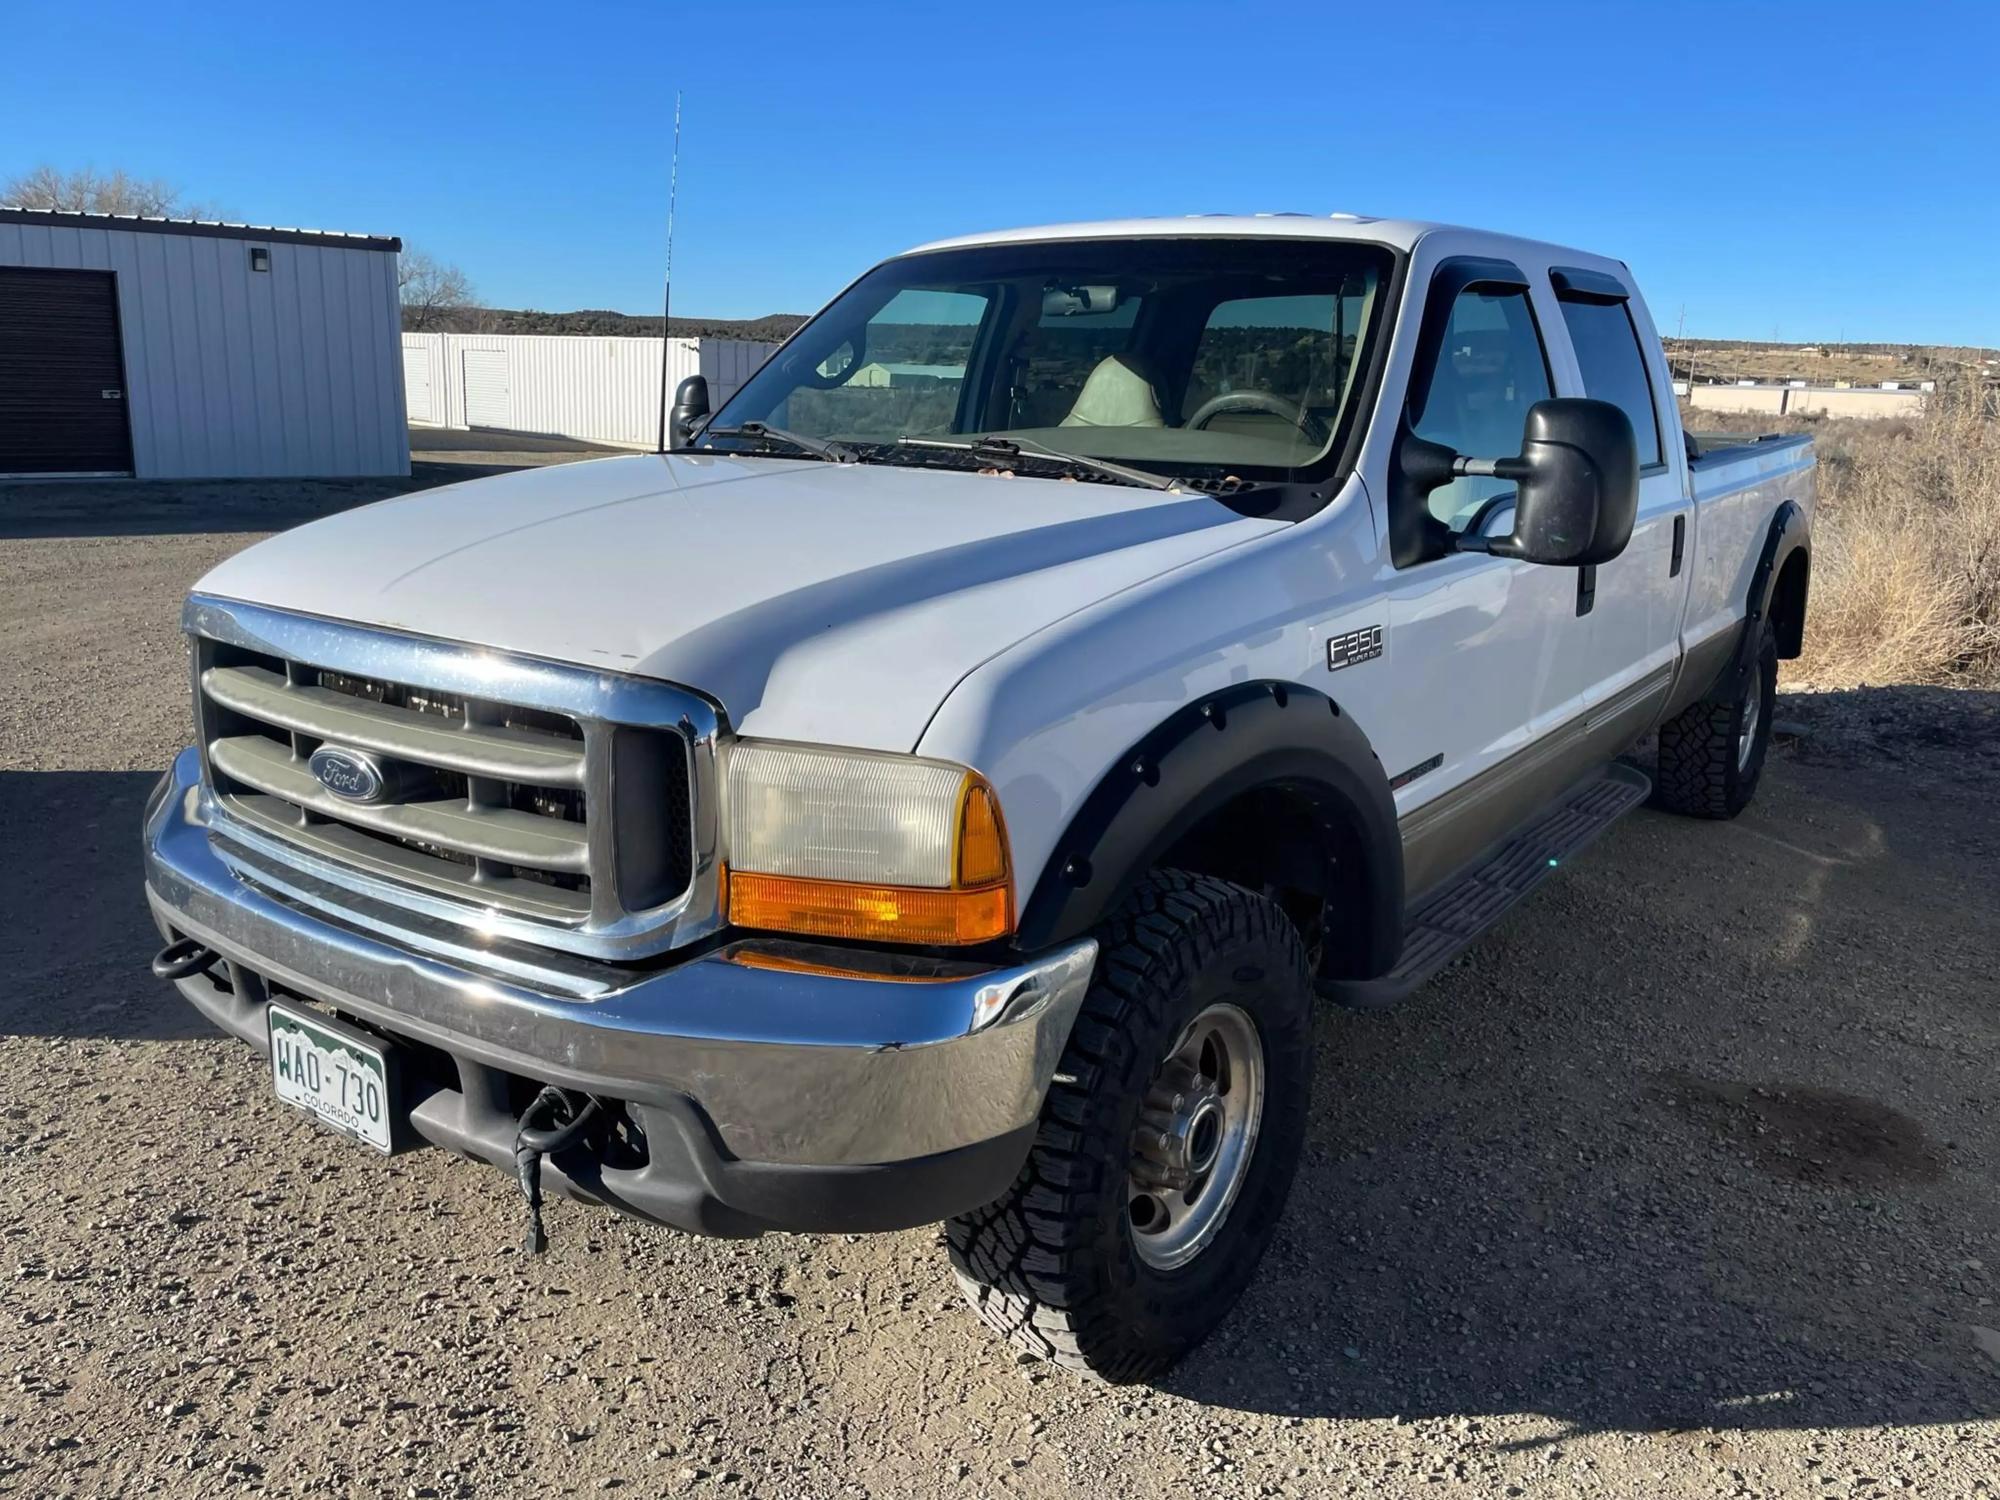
[655,90,683,453]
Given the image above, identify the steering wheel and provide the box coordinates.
[1183,391,1330,448]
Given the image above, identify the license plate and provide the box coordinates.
[267,1003,395,1153]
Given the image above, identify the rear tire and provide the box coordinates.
[947,870,1314,1383]
[1655,621,1778,819]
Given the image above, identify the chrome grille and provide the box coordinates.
[186,595,721,961]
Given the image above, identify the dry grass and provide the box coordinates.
[1685,389,2000,688]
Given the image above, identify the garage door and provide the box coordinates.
[462,349,511,429]
[0,267,134,475]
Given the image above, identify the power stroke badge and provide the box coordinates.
[1327,624,1383,672]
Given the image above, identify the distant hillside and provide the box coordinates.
[400,307,808,341]
[1662,338,1996,387]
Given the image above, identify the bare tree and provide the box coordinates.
[399,249,481,332]
[2,164,215,218]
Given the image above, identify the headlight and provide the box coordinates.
[723,740,1012,945]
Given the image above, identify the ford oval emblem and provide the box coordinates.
[308,744,387,804]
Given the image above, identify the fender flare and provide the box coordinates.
[1732,499,1811,686]
[1013,679,1405,979]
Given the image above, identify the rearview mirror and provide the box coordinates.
[1042,284,1120,318]
[1455,398,1638,566]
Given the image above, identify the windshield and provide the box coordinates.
[701,237,1394,484]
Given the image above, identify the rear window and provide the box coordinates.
[1556,294,1663,467]
[1005,296,1141,428]
[1182,291,1362,425]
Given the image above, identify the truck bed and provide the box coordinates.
[1685,429,1812,468]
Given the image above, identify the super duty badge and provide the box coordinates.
[1327,624,1383,672]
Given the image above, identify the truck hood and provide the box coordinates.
[198,452,1280,749]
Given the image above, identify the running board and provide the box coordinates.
[1321,761,1653,1012]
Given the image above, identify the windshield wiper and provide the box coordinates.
[895,435,1187,493]
[702,422,856,464]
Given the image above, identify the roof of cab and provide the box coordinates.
[902,214,1619,273]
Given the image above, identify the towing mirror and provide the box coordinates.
[1459,398,1639,566]
[669,375,711,448]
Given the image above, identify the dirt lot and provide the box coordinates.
[3,454,1997,1498]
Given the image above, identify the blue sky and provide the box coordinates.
[5,0,1996,345]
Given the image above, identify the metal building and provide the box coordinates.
[0,207,409,479]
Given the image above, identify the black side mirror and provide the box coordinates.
[669,375,711,448]
[1458,398,1638,566]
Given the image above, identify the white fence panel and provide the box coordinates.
[400,332,777,448]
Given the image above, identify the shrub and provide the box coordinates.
[1684,390,2000,688]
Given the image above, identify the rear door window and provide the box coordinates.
[1555,293,1663,467]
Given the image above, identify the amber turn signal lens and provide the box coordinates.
[956,782,1009,888]
[726,871,1012,946]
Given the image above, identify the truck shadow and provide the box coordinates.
[1165,688,2000,1436]
[0,462,521,541]
[0,431,629,541]
[0,770,211,1041]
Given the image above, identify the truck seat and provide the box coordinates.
[1060,354,1167,428]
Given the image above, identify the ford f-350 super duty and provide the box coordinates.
[145,215,1815,1381]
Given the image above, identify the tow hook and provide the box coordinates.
[151,937,221,983]
[512,1086,602,1254]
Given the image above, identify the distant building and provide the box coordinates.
[0,207,407,478]
[1685,382,1926,418]
[850,361,965,388]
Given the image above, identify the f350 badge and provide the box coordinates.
[1327,624,1384,672]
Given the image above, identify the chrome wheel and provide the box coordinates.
[1738,667,1763,772]
[1128,1002,1265,1270]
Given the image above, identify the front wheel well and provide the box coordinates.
[1770,548,1810,659]
[1011,679,1405,980]
[1157,783,1373,981]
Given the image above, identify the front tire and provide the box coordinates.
[947,870,1314,1382]
[1655,620,1778,819]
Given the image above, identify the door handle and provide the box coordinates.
[1576,563,1596,617]
[1670,515,1685,577]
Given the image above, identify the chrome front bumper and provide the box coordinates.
[143,749,1096,1234]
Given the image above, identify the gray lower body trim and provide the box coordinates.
[1660,625,1740,722]
[1399,666,1671,904]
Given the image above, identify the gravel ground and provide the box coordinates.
[2,460,1997,1498]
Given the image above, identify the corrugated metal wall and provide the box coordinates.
[0,220,408,479]
[401,333,776,448]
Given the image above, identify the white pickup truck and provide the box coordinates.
[145,214,1815,1381]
